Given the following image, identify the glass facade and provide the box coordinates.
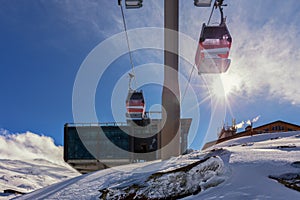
[65,126,95,160]
[64,126,131,161]
[64,119,191,173]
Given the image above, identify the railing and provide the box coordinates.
[65,122,128,127]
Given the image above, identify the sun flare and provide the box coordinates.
[210,73,241,100]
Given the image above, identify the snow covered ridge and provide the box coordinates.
[15,154,228,200]
[0,158,79,197]
[15,131,300,199]
[0,130,80,198]
[99,156,226,199]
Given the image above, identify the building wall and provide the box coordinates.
[236,121,300,137]
[64,118,192,173]
[253,121,300,134]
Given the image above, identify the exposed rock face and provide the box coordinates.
[269,164,300,193]
[99,156,226,200]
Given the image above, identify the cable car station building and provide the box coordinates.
[64,118,191,174]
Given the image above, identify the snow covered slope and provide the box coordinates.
[16,131,300,200]
[0,130,80,199]
[195,131,300,199]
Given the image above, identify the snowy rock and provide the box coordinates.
[269,173,300,192]
[99,156,226,200]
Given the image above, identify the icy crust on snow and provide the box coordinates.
[99,156,226,199]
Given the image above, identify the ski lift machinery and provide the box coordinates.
[123,0,143,9]
[195,0,232,73]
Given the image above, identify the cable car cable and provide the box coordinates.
[118,0,137,89]
[208,0,226,25]
[182,0,218,103]
[183,0,230,102]
[182,1,220,103]
[207,3,215,25]
[181,64,196,103]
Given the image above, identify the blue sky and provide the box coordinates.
[0,0,300,149]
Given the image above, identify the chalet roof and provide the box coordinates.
[238,120,300,134]
[253,120,300,130]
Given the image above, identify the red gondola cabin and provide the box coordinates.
[126,90,146,120]
[195,22,232,73]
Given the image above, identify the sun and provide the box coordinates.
[220,74,237,97]
[210,73,241,100]
[204,72,242,118]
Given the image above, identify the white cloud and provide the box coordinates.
[0,130,66,166]
[228,19,300,104]
[219,1,300,105]
[179,0,300,106]
[50,0,164,40]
